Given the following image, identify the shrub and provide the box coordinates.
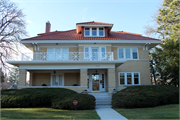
[112,85,179,108]
[51,94,95,110]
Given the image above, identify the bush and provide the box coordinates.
[51,94,95,110]
[112,85,179,108]
[1,88,95,110]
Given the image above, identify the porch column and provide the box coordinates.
[107,68,116,93]
[80,68,87,87]
[19,69,27,86]
[29,72,33,86]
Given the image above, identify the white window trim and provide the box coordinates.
[84,46,106,60]
[118,48,139,60]
[51,72,64,86]
[84,27,105,37]
[118,72,140,86]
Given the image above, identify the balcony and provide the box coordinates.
[21,52,114,61]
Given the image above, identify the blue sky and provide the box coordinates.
[11,0,162,38]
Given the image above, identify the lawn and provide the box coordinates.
[114,104,179,119]
[1,108,100,119]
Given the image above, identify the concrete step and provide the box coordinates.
[88,92,112,105]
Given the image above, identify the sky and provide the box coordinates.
[11,0,163,38]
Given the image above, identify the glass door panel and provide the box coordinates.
[92,48,98,60]
[92,74,99,91]
[58,75,62,85]
[55,48,61,60]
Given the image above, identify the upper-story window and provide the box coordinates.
[84,27,104,37]
[85,28,90,36]
[92,28,97,36]
[118,48,138,59]
[99,28,104,36]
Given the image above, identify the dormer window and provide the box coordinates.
[99,28,104,36]
[85,28,90,36]
[84,27,104,37]
[92,28,97,36]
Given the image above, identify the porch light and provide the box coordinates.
[54,71,56,74]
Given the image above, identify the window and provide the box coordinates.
[125,48,131,59]
[119,72,140,85]
[85,28,90,36]
[47,48,68,60]
[132,48,138,59]
[85,47,89,58]
[101,47,105,58]
[118,48,138,59]
[84,27,104,37]
[134,73,139,84]
[118,48,124,59]
[120,73,125,85]
[99,28,104,36]
[92,28,97,36]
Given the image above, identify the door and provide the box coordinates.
[88,71,106,92]
[47,48,68,61]
[51,74,64,86]
[92,48,98,60]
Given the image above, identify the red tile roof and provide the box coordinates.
[22,29,160,41]
[76,21,113,25]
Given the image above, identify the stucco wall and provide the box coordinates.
[116,60,151,85]
[32,73,51,86]
[64,73,80,86]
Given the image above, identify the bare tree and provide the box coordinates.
[0,0,27,70]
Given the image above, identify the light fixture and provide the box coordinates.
[94,43,96,44]
[54,71,56,74]
[56,43,58,45]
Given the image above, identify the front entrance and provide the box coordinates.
[87,70,106,92]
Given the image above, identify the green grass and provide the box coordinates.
[1,108,100,119]
[114,104,179,119]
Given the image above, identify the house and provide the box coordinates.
[7,21,161,93]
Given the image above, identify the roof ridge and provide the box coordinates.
[37,29,76,36]
[111,31,142,36]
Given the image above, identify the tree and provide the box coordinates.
[8,67,19,84]
[0,0,27,70]
[146,0,179,87]
[0,70,5,82]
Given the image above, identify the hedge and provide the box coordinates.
[112,85,179,108]
[1,88,95,110]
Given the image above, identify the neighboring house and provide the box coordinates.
[7,21,161,93]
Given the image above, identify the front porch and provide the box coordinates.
[19,68,117,93]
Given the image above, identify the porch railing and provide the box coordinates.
[21,52,114,61]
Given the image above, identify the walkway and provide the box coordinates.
[95,105,128,120]
[89,92,127,120]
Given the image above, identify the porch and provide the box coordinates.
[19,68,117,93]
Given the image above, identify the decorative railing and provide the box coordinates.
[21,52,114,61]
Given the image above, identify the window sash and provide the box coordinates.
[132,48,138,59]
[118,48,124,59]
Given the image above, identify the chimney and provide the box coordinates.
[45,21,51,33]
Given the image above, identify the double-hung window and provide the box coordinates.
[119,72,140,85]
[85,28,90,36]
[92,28,97,36]
[125,48,131,59]
[101,47,106,59]
[132,48,138,59]
[99,28,104,36]
[118,48,124,59]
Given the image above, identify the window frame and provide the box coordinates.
[47,48,69,60]
[84,27,105,37]
[118,48,139,60]
[118,72,140,86]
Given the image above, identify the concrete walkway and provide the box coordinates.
[95,105,128,120]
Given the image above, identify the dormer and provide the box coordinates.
[76,21,113,37]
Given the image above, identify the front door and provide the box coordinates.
[87,71,106,92]
[92,48,98,60]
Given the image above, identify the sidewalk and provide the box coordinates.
[95,105,128,120]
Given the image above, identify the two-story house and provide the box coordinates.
[7,21,161,93]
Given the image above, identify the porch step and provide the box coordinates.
[88,92,111,105]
